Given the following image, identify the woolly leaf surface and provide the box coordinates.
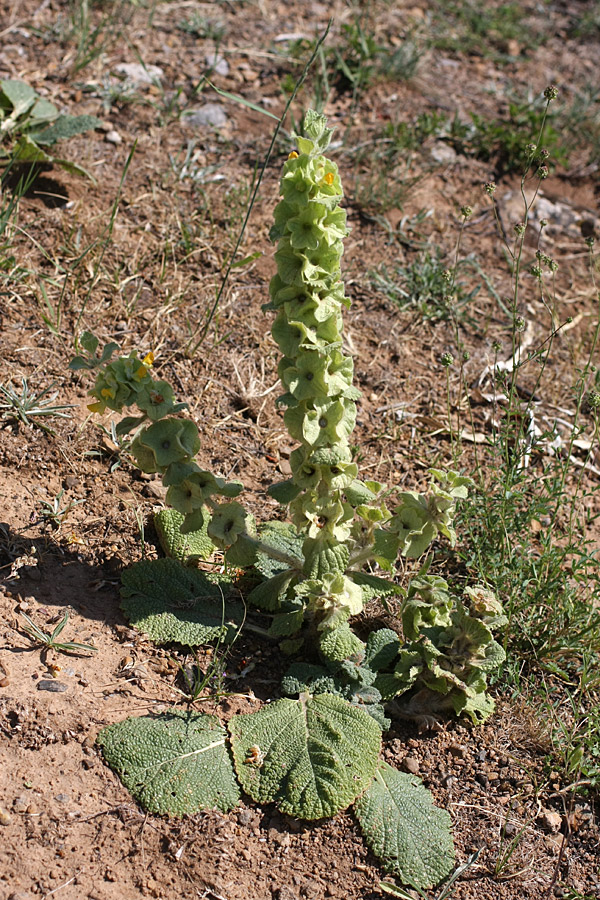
[154,508,214,562]
[97,711,239,815]
[254,521,303,578]
[247,569,296,611]
[29,114,102,145]
[349,572,402,603]
[365,628,401,671]
[229,694,381,819]
[318,623,365,664]
[0,79,36,116]
[120,558,242,645]
[354,760,454,888]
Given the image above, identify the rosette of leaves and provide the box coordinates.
[0,79,101,180]
[372,579,507,724]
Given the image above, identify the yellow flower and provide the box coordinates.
[288,151,299,159]
[135,352,154,380]
[324,172,334,185]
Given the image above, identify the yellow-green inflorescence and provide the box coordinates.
[265,111,378,627]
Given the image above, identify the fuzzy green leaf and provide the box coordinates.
[29,114,102,146]
[267,608,305,636]
[247,569,296,611]
[365,629,401,671]
[267,479,302,505]
[318,622,365,665]
[154,508,214,562]
[120,558,242,645]
[348,572,402,603]
[229,693,381,820]
[354,760,454,889]
[10,134,53,164]
[254,521,303,578]
[28,96,59,125]
[97,711,239,815]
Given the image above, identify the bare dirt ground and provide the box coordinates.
[1,1,599,899]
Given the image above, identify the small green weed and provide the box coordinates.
[177,13,226,41]
[448,95,568,174]
[65,0,134,73]
[429,0,543,60]
[0,378,75,434]
[19,610,97,655]
[370,247,480,322]
[37,488,86,528]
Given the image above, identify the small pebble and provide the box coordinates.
[105,130,122,145]
[205,52,229,76]
[448,743,467,758]
[114,62,163,85]
[237,808,253,826]
[539,809,562,833]
[37,680,67,692]
[402,756,420,775]
[0,807,12,825]
[184,103,228,128]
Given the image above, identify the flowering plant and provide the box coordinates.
[72,111,507,889]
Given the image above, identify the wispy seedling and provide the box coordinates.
[370,247,480,322]
[0,378,75,433]
[178,13,226,41]
[19,610,97,655]
[37,488,85,529]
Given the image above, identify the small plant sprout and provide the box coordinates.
[19,610,97,656]
[0,378,76,434]
[74,111,507,890]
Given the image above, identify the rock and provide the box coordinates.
[402,756,420,775]
[114,62,163,85]
[273,888,301,900]
[237,807,253,826]
[448,743,467,758]
[278,458,292,476]
[539,809,562,833]
[37,680,67,692]
[430,141,457,165]
[105,130,122,145]
[205,52,229,76]
[184,103,228,128]
[0,807,11,825]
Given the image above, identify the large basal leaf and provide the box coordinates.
[229,693,381,820]
[97,711,239,815]
[10,134,53,164]
[120,557,243,646]
[28,96,59,125]
[354,760,454,889]
[29,113,102,146]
